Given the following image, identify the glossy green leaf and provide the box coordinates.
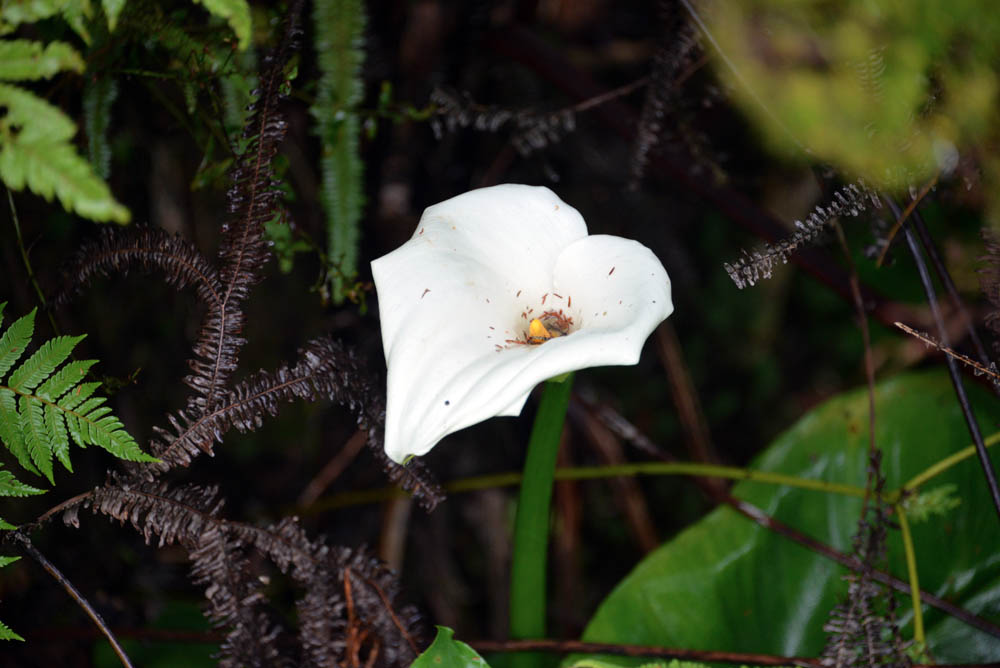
[579,371,1000,664]
[412,626,491,668]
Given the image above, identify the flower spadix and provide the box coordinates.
[372,184,672,463]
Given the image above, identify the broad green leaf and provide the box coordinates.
[411,627,490,668]
[0,40,84,80]
[0,556,19,567]
[6,334,84,392]
[579,372,1000,664]
[101,0,126,30]
[568,661,710,668]
[0,519,15,530]
[0,469,45,496]
[0,308,33,379]
[192,0,251,50]
[36,359,97,401]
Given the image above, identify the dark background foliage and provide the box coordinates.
[0,0,994,665]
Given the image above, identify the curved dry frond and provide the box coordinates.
[724,181,881,289]
[189,6,302,414]
[630,2,703,187]
[50,226,221,309]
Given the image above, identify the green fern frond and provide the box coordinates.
[312,0,366,304]
[0,555,23,641]
[0,0,92,43]
[191,0,252,50]
[0,40,84,81]
[0,83,130,223]
[0,468,44,497]
[102,0,127,30]
[83,77,118,179]
[0,304,157,484]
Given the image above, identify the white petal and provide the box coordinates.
[372,185,672,463]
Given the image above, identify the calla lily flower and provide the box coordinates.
[372,184,672,463]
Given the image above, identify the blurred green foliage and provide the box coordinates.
[706,0,1000,221]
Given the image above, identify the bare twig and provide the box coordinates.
[298,429,368,507]
[894,322,1000,384]
[13,532,134,668]
[890,196,1000,521]
[875,173,939,267]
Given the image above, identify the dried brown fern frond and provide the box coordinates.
[630,0,704,187]
[430,87,577,157]
[725,181,880,289]
[50,226,222,310]
[820,452,909,668]
[85,478,423,667]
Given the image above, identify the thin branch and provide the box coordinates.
[876,173,939,267]
[911,207,995,370]
[472,638,819,666]
[894,322,1000,385]
[890,196,1000,521]
[12,532,134,668]
[7,188,59,334]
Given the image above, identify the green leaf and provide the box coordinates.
[0,617,24,641]
[0,83,130,223]
[0,519,15,530]
[6,334,84,392]
[58,381,101,411]
[0,307,34,380]
[0,468,45,496]
[83,76,118,180]
[903,484,962,523]
[44,402,71,472]
[191,0,251,50]
[312,0,366,304]
[19,395,52,483]
[578,371,1000,664]
[35,359,97,401]
[102,0,126,30]
[0,40,84,80]
[0,555,19,567]
[0,388,35,475]
[80,411,158,462]
[411,627,490,668]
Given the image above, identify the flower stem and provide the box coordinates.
[895,503,925,646]
[509,375,574,668]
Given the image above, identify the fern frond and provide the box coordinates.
[0,40,84,80]
[83,76,117,179]
[0,83,130,223]
[0,0,90,43]
[724,181,879,289]
[0,303,156,483]
[191,0,252,50]
[51,226,221,309]
[102,0,126,30]
[630,3,702,187]
[312,0,367,304]
[188,8,299,412]
[0,468,45,497]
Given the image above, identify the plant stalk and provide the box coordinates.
[509,375,574,668]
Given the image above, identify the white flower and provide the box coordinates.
[372,184,672,463]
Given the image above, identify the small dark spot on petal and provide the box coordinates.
[421,288,431,299]
[609,266,615,276]
[444,400,450,406]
